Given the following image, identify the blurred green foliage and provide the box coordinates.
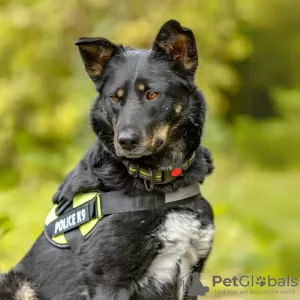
[0,0,299,298]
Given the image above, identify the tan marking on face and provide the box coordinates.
[138,124,170,150]
[16,282,37,300]
[117,89,124,98]
[139,137,151,149]
[170,139,185,152]
[168,125,185,152]
[152,124,170,147]
[138,83,145,92]
[175,104,182,114]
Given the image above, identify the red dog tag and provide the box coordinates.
[171,168,182,177]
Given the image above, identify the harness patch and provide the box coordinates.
[44,192,101,248]
[53,203,89,236]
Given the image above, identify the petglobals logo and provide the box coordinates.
[212,275,298,288]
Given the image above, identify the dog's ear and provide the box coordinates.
[152,20,198,76]
[75,37,120,80]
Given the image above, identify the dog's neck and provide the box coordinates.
[123,152,191,170]
[100,143,213,195]
[121,152,196,192]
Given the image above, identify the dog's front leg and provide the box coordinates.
[53,142,104,214]
[93,285,131,300]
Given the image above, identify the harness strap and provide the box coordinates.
[99,183,200,214]
[65,229,84,253]
[44,183,201,251]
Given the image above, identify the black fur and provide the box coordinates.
[0,20,215,300]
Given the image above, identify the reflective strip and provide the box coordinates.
[44,192,101,247]
[129,167,162,179]
[52,233,68,245]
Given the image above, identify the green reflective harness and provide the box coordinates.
[44,183,201,250]
[45,193,101,249]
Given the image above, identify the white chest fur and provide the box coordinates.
[139,211,214,299]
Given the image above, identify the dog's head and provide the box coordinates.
[76,20,206,169]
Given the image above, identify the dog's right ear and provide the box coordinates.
[75,37,120,81]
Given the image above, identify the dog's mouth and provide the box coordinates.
[113,134,189,172]
[115,138,165,159]
[114,134,168,158]
[119,152,151,159]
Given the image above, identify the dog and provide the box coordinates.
[0,20,215,300]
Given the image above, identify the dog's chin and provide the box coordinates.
[115,150,186,172]
[155,151,186,170]
[115,149,153,160]
[120,153,148,159]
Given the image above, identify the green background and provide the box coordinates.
[0,0,299,299]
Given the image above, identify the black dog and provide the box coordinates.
[0,20,214,300]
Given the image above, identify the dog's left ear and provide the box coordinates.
[152,20,198,76]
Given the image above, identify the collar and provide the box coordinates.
[123,152,196,191]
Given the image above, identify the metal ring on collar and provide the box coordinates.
[144,168,155,192]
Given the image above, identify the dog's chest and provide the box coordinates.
[137,208,214,299]
[85,196,214,300]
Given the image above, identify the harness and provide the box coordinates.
[44,154,201,250]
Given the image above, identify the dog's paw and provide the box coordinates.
[52,186,75,215]
[52,188,63,204]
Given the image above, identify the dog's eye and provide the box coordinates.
[110,89,124,103]
[111,95,120,103]
[146,92,159,100]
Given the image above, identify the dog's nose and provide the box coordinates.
[118,129,140,151]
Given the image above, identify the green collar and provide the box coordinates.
[123,152,196,191]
